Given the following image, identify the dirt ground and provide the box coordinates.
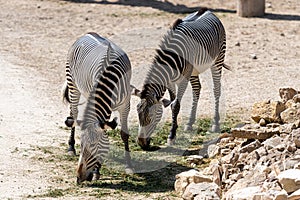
[0,0,299,198]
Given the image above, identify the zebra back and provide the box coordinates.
[80,34,132,131]
[158,10,226,77]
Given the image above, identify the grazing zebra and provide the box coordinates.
[132,8,231,150]
[62,32,133,183]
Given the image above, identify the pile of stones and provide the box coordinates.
[175,88,300,200]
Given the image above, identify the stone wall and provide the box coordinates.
[175,88,300,200]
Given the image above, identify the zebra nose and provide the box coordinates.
[137,137,151,150]
[76,177,82,185]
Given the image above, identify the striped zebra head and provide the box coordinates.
[76,124,110,184]
[132,87,170,150]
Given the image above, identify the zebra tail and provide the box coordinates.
[62,81,70,104]
[223,63,232,71]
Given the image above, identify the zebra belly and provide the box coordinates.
[192,62,212,75]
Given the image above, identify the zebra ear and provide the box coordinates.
[99,118,118,130]
[131,85,141,97]
[106,117,118,130]
[161,98,172,108]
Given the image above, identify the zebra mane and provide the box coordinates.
[80,124,109,164]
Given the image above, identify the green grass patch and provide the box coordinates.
[29,116,237,198]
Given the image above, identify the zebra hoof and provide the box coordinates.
[167,137,176,146]
[68,150,76,156]
[184,125,193,131]
[92,172,100,181]
[125,167,134,174]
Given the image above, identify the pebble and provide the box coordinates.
[250,54,257,60]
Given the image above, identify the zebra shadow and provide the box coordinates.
[87,161,193,193]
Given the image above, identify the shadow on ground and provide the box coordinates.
[62,0,235,14]
[88,162,192,193]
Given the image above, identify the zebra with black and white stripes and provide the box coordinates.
[62,32,133,183]
[132,8,231,150]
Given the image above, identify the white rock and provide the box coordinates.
[174,169,212,196]
[186,155,203,165]
[223,186,262,200]
[277,169,300,193]
[288,188,300,200]
[273,190,288,200]
[207,144,220,158]
[182,182,221,200]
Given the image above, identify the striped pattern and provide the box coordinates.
[136,9,229,149]
[62,32,133,183]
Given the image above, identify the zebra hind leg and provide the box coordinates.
[210,62,223,133]
[66,87,81,156]
[184,76,201,131]
[64,116,77,156]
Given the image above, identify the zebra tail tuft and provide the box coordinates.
[62,81,70,104]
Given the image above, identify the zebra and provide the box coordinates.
[62,32,133,183]
[132,8,231,150]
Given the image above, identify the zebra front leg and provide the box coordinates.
[121,130,134,174]
[185,76,201,131]
[167,99,180,145]
[119,105,134,174]
[167,77,190,145]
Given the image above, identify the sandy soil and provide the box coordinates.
[0,0,299,198]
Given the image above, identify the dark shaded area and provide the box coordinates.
[262,13,300,21]
[63,0,300,20]
[88,162,192,193]
[62,0,236,14]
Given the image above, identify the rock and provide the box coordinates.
[292,94,300,103]
[239,140,262,153]
[229,173,243,181]
[186,155,203,166]
[225,142,237,149]
[279,88,298,103]
[250,53,257,59]
[222,164,233,181]
[273,190,288,200]
[253,192,273,200]
[231,126,279,140]
[207,144,220,158]
[220,148,231,156]
[221,150,239,165]
[279,123,298,134]
[259,118,267,126]
[277,169,300,193]
[251,100,286,123]
[182,182,221,200]
[203,162,222,186]
[280,107,300,124]
[263,135,282,150]
[223,186,262,200]
[288,189,300,200]
[174,169,213,196]
[267,123,281,128]
[292,130,300,148]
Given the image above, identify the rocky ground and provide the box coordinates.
[0,0,299,199]
[175,87,300,199]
